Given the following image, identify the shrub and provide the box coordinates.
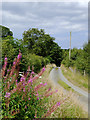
[2,51,65,119]
[21,53,50,73]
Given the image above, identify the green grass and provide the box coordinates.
[58,79,74,92]
[52,101,88,118]
[37,64,88,118]
[55,68,59,70]
[61,65,88,92]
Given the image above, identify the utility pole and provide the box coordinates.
[69,32,71,60]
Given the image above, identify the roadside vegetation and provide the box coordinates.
[1,25,88,118]
[36,64,88,118]
[62,44,89,76]
[61,65,88,92]
[58,79,74,92]
[1,56,88,118]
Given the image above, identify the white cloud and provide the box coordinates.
[1,2,88,48]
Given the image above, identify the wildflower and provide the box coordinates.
[23,83,25,86]
[23,88,25,92]
[28,79,32,84]
[5,57,7,61]
[7,69,9,72]
[49,88,51,91]
[12,88,16,93]
[28,98,31,100]
[37,97,39,100]
[31,71,35,75]
[56,102,60,106]
[5,92,11,98]
[17,53,22,59]
[36,93,39,96]
[34,115,36,118]
[20,77,25,82]
[42,67,45,72]
[34,83,43,91]
[55,89,58,92]
[43,83,47,86]
[13,61,16,65]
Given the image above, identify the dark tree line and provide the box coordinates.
[1,25,63,73]
[62,42,89,75]
[23,28,62,66]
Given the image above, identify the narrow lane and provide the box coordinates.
[59,67,88,98]
[49,67,89,113]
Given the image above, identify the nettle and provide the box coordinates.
[2,50,62,119]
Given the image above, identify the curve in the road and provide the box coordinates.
[49,67,89,113]
[58,67,88,98]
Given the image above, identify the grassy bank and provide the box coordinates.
[38,64,88,118]
[60,64,88,92]
[58,79,74,92]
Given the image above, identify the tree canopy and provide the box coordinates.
[62,42,89,75]
[23,28,62,66]
[0,25,13,38]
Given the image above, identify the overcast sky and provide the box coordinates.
[1,1,89,49]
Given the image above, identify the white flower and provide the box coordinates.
[39,76,42,79]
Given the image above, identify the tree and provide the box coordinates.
[23,28,63,66]
[23,28,45,50]
[0,25,13,38]
[23,28,55,52]
[32,34,54,57]
[2,36,20,65]
[49,42,63,66]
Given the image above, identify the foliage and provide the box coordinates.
[2,36,20,65]
[49,42,63,66]
[2,52,62,119]
[23,28,63,66]
[0,25,13,38]
[62,44,89,75]
[23,28,55,52]
[61,65,88,91]
[21,53,50,73]
[2,36,49,73]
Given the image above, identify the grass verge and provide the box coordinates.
[61,64,88,92]
[58,79,74,92]
[38,64,88,118]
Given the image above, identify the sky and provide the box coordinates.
[1,1,89,49]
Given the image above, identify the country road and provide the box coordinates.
[49,67,89,113]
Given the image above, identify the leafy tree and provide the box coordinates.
[23,28,55,54]
[23,28,63,66]
[76,42,89,75]
[62,42,89,75]
[0,25,13,38]
[2,36,20,65]
[23,28,45,50]
[32,34,54,57]
[49,42,62,66]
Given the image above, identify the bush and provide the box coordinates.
[21,53,50,73]
[2,51,62,119]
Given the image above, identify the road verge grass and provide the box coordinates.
[58,79,74,92]
[39,64,88,118]
[61,64,88,92]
